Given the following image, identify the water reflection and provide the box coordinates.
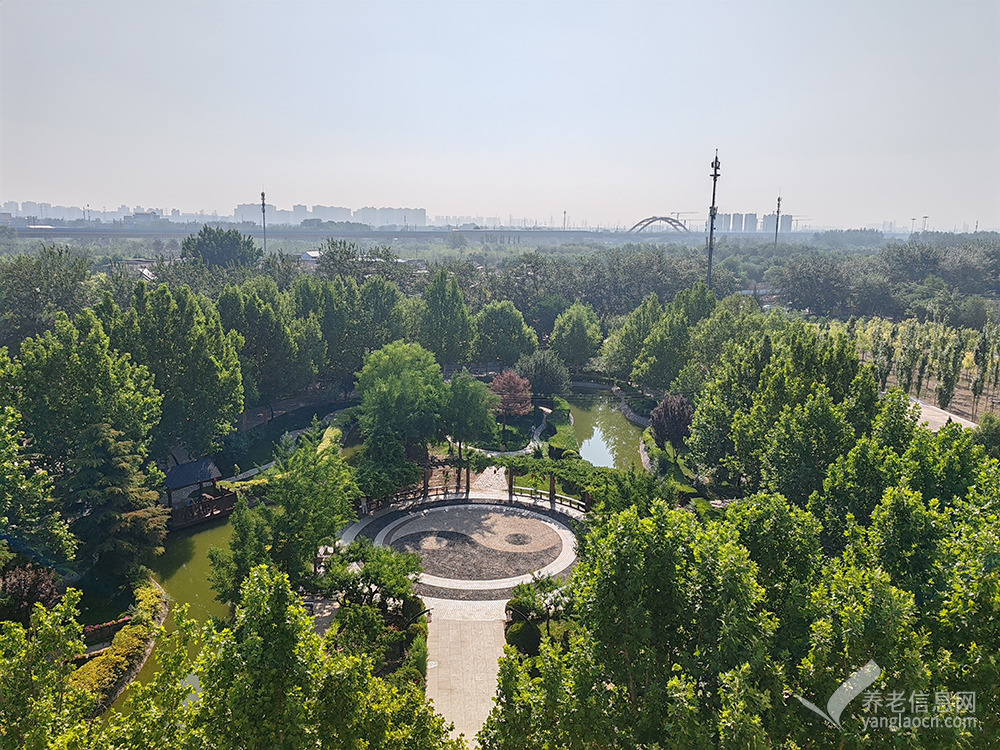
[566,392,644,470]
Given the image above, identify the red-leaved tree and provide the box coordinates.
[490,370,532,445]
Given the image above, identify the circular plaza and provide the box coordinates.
[342,501,579,600]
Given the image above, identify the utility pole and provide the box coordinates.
[706,150,720,289]
[773,194,781,250]
[261,191,267,255]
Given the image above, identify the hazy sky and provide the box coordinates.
[2,0,998,230]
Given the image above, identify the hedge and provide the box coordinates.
[68,582,168,713]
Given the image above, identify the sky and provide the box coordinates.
[2,0,998,231]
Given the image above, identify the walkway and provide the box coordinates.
[425,598,507,747]
[911,397,978,431]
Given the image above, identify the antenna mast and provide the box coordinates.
[261,191,267,255]
[774,194,781,250]
[706,150,721,289]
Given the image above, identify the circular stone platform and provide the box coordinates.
[368,503,578,600]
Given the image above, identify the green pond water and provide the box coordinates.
[566,390,645,470]
[110,518,232,711]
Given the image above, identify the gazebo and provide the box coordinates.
[164,458,222,505]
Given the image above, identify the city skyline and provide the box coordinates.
[2,1,998,232]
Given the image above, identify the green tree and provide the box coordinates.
[358,276,405,355]
[217,280,304,413]
[445,369,499,458]
[791,559,931,746]
[0,246,93,352]
[356,342,449,450]
[419,269,473,365]
[807,435,906,554]
[1,572,463,749]
[760,387,854,505]
[208,495,272,609]
[0,406,74,563]
[632,309,690,390]
[316,239,401,285]
[181,225,262,267]
[474,300,538,368]
[514,349,570,399]
[1,310,162,508]
[725,492,822,666]
[95,283,244,458]
[549,302,602,372]
[601,292,661,379]
[266,428,359,586]
[0,589,92,750]
[64,423,169,577]
[193,566,322,749]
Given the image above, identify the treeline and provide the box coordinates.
[765,231,1000,325]
[481,310,999,747]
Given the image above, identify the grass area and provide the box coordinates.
[472,408,539,451]
[642,428,698,494]
[545,397,578,458]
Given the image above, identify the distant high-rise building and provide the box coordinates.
[312,205,352,222]
[780,214,793,233]
[234,203,271,223]
[744,213,758,232]
[292,204,308,223]
[718,213,731,232]
[762,213,777,235]
[731,213,743,233]
[354,206,378,225]
[2,201,17,214]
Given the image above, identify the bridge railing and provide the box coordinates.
[363,483,587,516]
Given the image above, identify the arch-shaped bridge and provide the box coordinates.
[627,216,692,233]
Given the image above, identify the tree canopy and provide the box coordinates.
[181,225,262,268]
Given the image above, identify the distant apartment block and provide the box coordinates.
[312,205,353,222]
[717,213,731,232]
[730,213,744,233]
[743,213,758,232]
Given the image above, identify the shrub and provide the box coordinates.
[408,632,428,677]
[401,595,426,624]
[389,663,424,689]
[505,620,540,656]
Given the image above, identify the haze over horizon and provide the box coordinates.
[2,0,998,232]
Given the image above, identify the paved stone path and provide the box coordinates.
[911,397,977,431]
[424,597,507,747]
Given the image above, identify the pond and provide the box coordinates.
[566,390,645,470]
[110,517,233,711]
